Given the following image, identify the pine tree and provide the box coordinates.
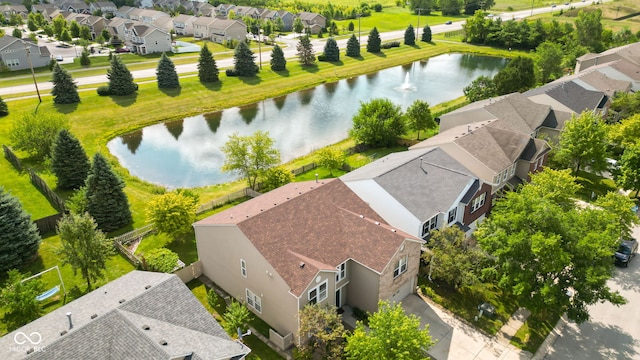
[79,47,90,66]
[422,25,432,42]
[346,34,360,57]
[367,27,381,53]
[404,24,415,45]
[156,52,180,89]
[270,44,286,71]
[51,62,80,104]
[323,37,340,62]
[0,96,8,117]
[51,129,90,190]
[198,44,219,83]
[0,187,41,273]
[107,55,137,96]
[86,153,132,232]
[233,41,259,77]
[297,35,316,66]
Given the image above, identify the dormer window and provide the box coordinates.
[336,262,346,282]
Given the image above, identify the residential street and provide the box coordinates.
[542,224,640,359]
[0,0,598,97]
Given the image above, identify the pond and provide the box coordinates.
[108,53,508,188]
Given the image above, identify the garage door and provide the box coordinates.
[389,279,414,304]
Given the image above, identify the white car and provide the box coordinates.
[55,55,63,62]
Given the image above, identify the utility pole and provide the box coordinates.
[25,43,42,103]
[416,8,423,41]
[531,0,535,16]
[358,13,362,45]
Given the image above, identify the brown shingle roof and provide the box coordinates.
[196,179,418,296]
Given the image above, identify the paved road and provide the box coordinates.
[543,224,640,359]
[0,0,601,97]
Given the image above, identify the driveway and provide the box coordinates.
[543,225,640,359]
[402,294,529,360]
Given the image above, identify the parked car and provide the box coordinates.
[445,20,453,25]
[55,55,63,62]
[615,239,638,267]
[115,47,131,53]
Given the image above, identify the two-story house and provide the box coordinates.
[172,14,197,35]
[128,24,172,54]
[194,179,422,349]
[0,35,51,71]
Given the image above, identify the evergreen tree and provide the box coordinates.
[0,96,8,117]
[86,153,132,232]
[0,187,41,273]
[198,44,219,83]
[323,37,340,62]
[270,44,286,71]
[233,41,259,77]
[156,52,180,89]
[79,46,90,66]
[51,62,80,104]
[367,27,381,53]
[297,35,316,66]
[404,24,415,45]
[107,55,137,96]
[422,25,432,42]
[51,129,90,190]
[346,34,360,57]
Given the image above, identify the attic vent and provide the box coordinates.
[299,262,305,268]
[119,299,126,304]
[159,340,168,346]
[91,314,98,319]
[391,229,397,232]
[145,285,152,290]
[60,330,68,336]
[142,325,150,330]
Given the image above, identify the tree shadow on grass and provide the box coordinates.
[202,80,222,91]
[370,51,387,58]
[329,60,344,66]
[53,101,79,114]
[110,92,138,107]
[301,64,320,73]
[346,55,365,61]
[159,86,181,97]
[273,69,290,77]
[239,75,262,85]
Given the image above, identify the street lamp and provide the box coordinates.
[24,43,42,103]
[357,13,362,45]
[415,8,424,41]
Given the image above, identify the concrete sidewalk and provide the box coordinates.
[402,294,531,360]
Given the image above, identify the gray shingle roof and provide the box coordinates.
[0,271,250,360]
[524,80,606,114]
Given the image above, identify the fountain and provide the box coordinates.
[397,73,417,92]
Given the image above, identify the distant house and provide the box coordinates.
[173,14,197,36]
[524,80,609,117]
[192,16,217,38]
[575,42,640,73]
[411,119,551,194]
[194,179,423,349]
[128,23,172,54]
[342,147,491,239]
[31,4,58,20]
[114,5,136,18]
[296,12,326,34]
[0,35,51,71]
[262,10,294,32]
[233,5,260,19]
[208,18,246,44]
[0,271,251,360]
[89,1,117,16]
[78,15,106,40]
[1,4,28,18]
[215,3,235,17]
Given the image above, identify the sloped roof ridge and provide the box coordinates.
[287,249,335,271]
[375,147,438,178]
[420,157,475,178]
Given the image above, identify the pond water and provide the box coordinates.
[108,53,507,188]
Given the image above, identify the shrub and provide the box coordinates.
[381,41,400,49]
[225,69,237,77]
[317,54,327,61]
[374,3,383,11]
[144,248,179,273]
[97,86,110,96]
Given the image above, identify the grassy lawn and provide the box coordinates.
[335,7,469,34]
[511,310,562,353]
[574,169,618,201]
[188,279,284,360]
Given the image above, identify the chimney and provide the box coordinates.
[66,312,73,329]
[467,125,472,133]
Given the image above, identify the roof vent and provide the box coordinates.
[391,229,397,232]
[91,314,98,319]
[145,285,151,290]
[359,214,364,218]
[142,325,150,330]
[468,125,472,133]
[375,221,380,225]
[299,262,305,268]
[159,340,168,346]
[60,330,68,336]
[119,299,126,304]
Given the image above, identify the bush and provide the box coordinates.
[144,248,179,273]
[225,69,238,77]
[317,54,327,61]
[374,3,383,11]
[381,41,400,49]
[97,86,110,96]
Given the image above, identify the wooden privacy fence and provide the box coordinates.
[33,213,64,234]
[196,187,261,215]
[291,162,317,176]
[29,170,66,213]
[3,145,22,171]
[110,224,154,246]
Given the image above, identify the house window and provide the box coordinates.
[394,255,408,278]
[246,288,262,313]
[471,193,486,213]
[421,215,438,238]
[336,262,346,282]
[6,59,19,67]
[240,259,246,278]
[502,168,509,181]
[308,281,328,305]
[448,208,457,224]
[510,164,516,176]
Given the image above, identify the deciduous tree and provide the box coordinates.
[259,165,294,192]
[476,169,627,323]
[270,43,286,71]
[198,44,219,83]
[345,300,433,359]
[79,46,90,66]
[156,52,180,89]
[51,129,90,190]
[575,9,603,52]
[144,248,180,273]
[556,111,609,174]
[86,153,133,232]
[223,300,252,334]
[349,98,405,147]
[297,35,316,66]
[107,55,137,96]
[366,27,381,53]
[293,17,304,33]
[323,37,340,61]
[221,131,281,190]
[0,188,41,273]
[146,191,198,238]
[57,212,112,290]
[0,270,45,331]
[463,75,497,102]
[316,147,345,175]
[617,143,640,198]
[10,112,70,160]
[298,304,346,360]
[346,34,360,57]
[233,41,259,76]
[69,20,80,38]
[51,62,80,104]
[535,41,564,83]
[405,99,435,140]
[493,56,535,95]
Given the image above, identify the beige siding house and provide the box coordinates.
[129,24,171,54]
[194,179,422,348]
[208,18,246,44]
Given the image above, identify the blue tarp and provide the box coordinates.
[35,285,59,301]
